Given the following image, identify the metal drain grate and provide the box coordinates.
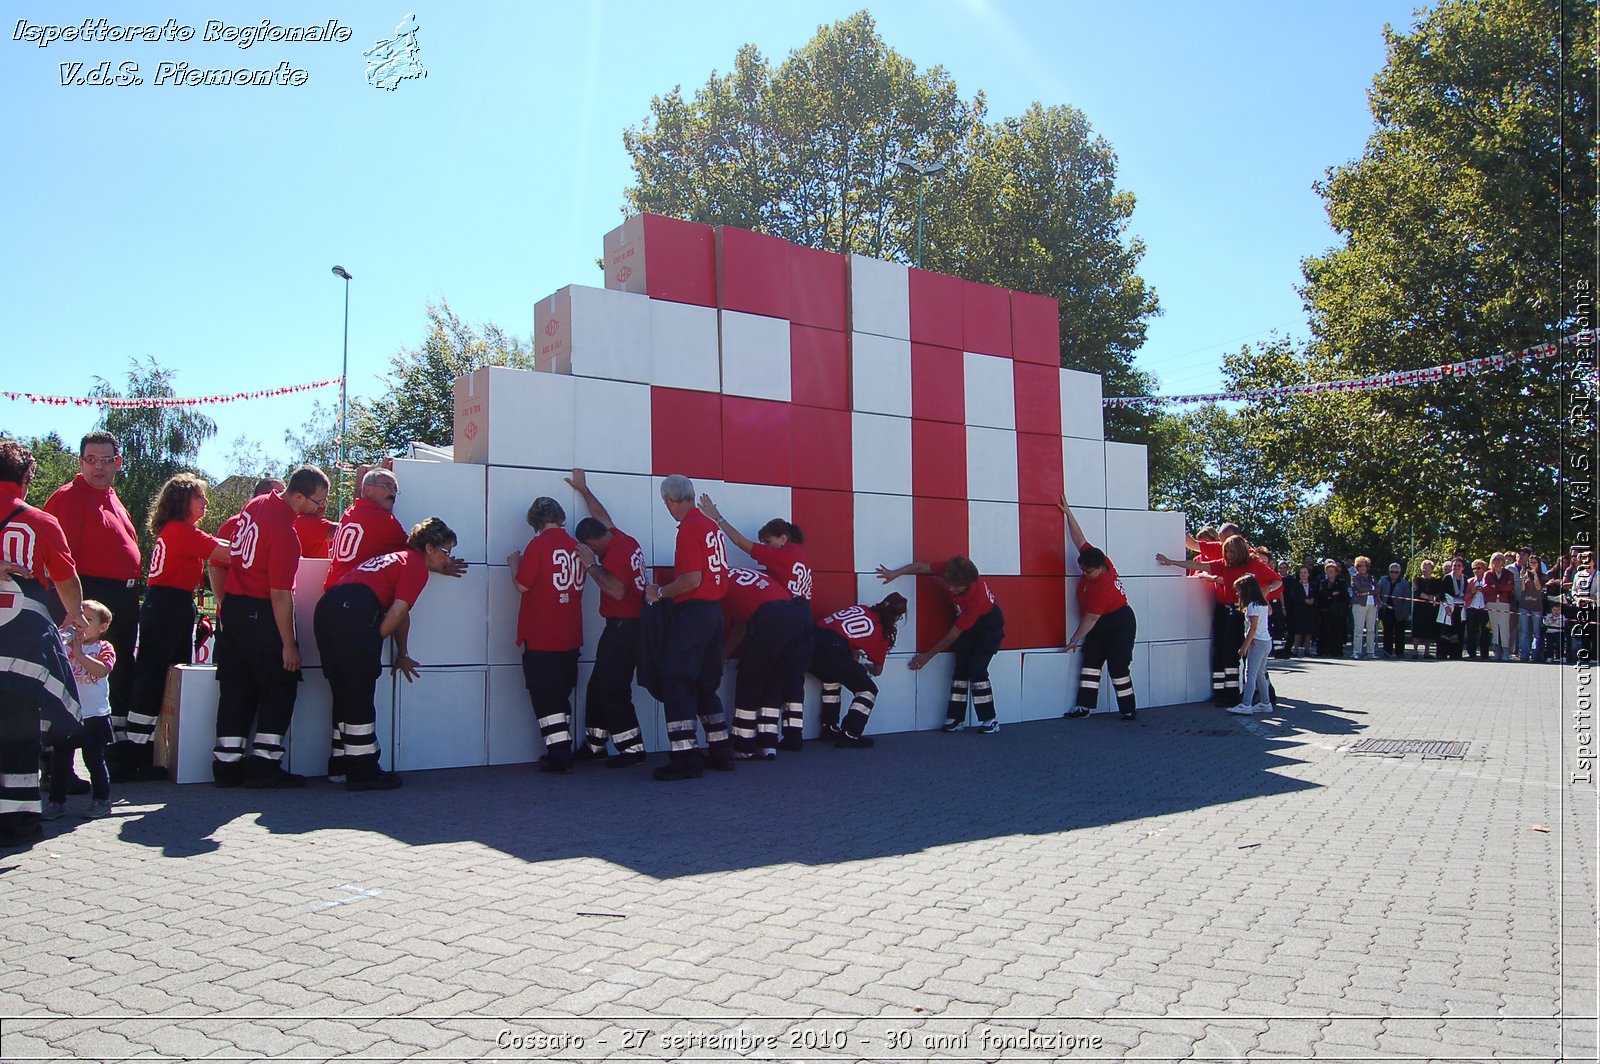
[1348,738,1470,759]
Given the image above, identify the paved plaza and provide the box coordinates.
[1,657,1595,1062]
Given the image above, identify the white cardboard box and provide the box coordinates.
[1146,641,1190,708]
[486,466,577,563]
[534,284,652,382]
[1104,441,1150,510]
[966,426,1019,502]
[404,563,489,667]
[851,413,912,495]
[969,501,1021,575]
[452,366,576,469]
[391,459,488,564]
[1020,651,1075,721]
[650,299,721,393]
[849,332,913,417]
[1104,509,1157,577]
[1060,368,1105,441]
[848,254,910,340]
[395,666,488,771]
[719,309,792,402]
[963,352,1016,430]
[1062,438,1108,512]
[1064,508,1108,577]
[572,377,653,475]
[853,493,914,575]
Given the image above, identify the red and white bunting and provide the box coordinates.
[0,377,343,409]
[1103,332,1594,408]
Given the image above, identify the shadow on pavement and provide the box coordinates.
[98,696,1363,879]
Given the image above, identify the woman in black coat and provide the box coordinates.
[1318,560,1350,658]
[1284,565,1319,656]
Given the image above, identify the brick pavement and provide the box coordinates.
[0,657,1594,1061]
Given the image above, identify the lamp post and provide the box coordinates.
[331,265,352,511]
[896,158,946,268]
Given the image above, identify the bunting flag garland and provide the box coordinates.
[1103,331,1595,409]
[0,377,343,409]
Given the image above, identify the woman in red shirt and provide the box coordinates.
[123,474,231,779]
[314,517,458,790]
[1158,534,1282,707]
[811,593,908,747]
[1060,494,1139,721]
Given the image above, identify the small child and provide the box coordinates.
[1231,574,1274,715]
[45,600,116,819]
[1542,605,1568,664]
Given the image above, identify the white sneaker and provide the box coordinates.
[1253,704,1274,715]
[1226,704,1257,716]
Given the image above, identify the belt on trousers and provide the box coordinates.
[82,576,138,588]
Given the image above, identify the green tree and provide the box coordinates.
[622,11,1160,432]
[1227,0,1592,553]
[91,357,217,562]
[1,431,80,508]
[350,301,532,457]
[1145,402,1302,554]
[624,11,979,259]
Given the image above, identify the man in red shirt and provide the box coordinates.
[644,474,735,781]
[45,431,141,743]
[1,439,89,845]
[211,478,282,611]
[567,470,648,767]
[324,468,407,588]
[509,496,587,774]
[212,466,330,788]
[876,555,1007,733]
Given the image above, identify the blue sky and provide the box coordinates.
[1,0,1423,474]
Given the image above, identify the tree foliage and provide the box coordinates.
[91,357,216,562]
[622,10,1160,433]
[1226,0,1592,553]
[2,432,80,509]
[351,301,532,457]
[1145,399,1303,554]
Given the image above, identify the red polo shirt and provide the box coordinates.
[1,481,76,585]
[673,508,728,603]
[1077,544,1129,616]
[750,541,813,600]
[44,474,140,581]
[1206,557,1281,607]
[147,519,227,591]
[597,528,646,620]
[337,548,430,611]
[325,498,408,589]
[515,528,585,651]
[224,491,300,598]
[820,604,892,671]
[720,567,788,624]
[293,513,337,559]
[937,559,999,631]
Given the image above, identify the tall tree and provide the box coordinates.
[1227,0,1592,551]
[91,357,217,562]
[622,11,1160,429]
[351,301,532,457]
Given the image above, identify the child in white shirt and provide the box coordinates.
[1231,575,1275,715]
[45,600,116,819]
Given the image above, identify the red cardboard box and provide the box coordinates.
[605,213,717,307]
[716,226,792,319]
[910,343,965,424]
[963,281,1013,357]
[914,497,969,566]
[1013,362,1064,436]
[1015,431,1066,505]
[790,324,850,410]
[790,488,854,572]
[911,420,967,499]
[908,268,964,349]
[789,243,849,331]
[721,396,792,487]
[1010,290,1061,366]
[650,387,723,479]
[789,405,853,492]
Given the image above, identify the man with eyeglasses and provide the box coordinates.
[212,465,331,788]
[44,432,142,759]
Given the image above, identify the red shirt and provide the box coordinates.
[224,492,301,599]
[673,508,728,603]
[147,519,226,591]
[597,528,646,620]
[337,548,430,611]
[1206,557,1281,607]
[0,481,76,585]
[1077,544,1129,615]
[821,604,892,671]
[936,559,998,632]
[750,541,813,600]
[43,474,140,581]
[293,514,337,559]
[515,528,586,651]
[1480,568,1515,605]
[325,498,408,589]
[720,567,789,624]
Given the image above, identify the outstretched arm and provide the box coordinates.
[1058,495,1088,550]
[909,624,961,670]
[698,494,756,554]
[565,469,614,529]
[876,561,933,583]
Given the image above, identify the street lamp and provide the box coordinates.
[331,265,352,511]
[896,158,946,268]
